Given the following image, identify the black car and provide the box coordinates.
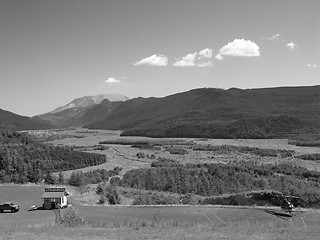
[0,202,20,213]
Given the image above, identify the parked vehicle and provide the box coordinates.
[0,202,20,213]
[28,205,38,211]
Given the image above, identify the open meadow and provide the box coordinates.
[38,128,320,177]
[1,185,320,240]
[5,128,320,239]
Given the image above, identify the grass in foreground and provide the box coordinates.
[1,207,319,240]
[0,222,319,240]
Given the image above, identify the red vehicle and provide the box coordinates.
[0,202,20,213]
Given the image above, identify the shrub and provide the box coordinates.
[180,194,199,205]
[44,172,56,185]
[112,166,122,175]
[58,172,65,184]
[136,152,145,158]
[166,147,188,155]
[151,158,182,168]
[132,191,180,205]
[96,183,105,195]
[61,207,85,227]
[110,177,121,186]
[104,185,120,205]
[98,195,106,204]
[68,171,85,187]
[298,154,320,161]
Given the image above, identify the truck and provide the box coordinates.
[0,202,20,213]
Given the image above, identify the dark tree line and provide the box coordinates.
[193,145,294,158]
[122,115,312,139]
[0,130,106,183]
[120,162,320,208]
[68,167,122,187]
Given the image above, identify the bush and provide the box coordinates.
[151,158,182,168]
[61,207,85,227]
[112,166,122,175]
[98,195,106,204]
[58,172,65,184]
[132,191,180,205]
[110,177,121,186]
[136,152,145,158]
[96,183,105,195]
[193,144,294,158]
[201,194,255,206]
[166,147,188,155]
[44,172,56,185]
[298,154,320,161]
[68,171,85,187]
[180,194,199,205]
[104,185,120,205]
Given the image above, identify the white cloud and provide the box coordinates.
[198,48,213,58]
[215,39,260,60]
[173,52,197,67]
[287,42,298,51]
[307,64,317,68]
[261,33,281,40]
[196,61,214,67]
[134,54,168,66]
[173,48,213,67]
[105,77,120,84]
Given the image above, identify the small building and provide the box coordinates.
[41,188,68,209]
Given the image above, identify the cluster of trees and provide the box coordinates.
[298,154,320,161]
[151,158,182,168]
[0,130,106,183]
[201,191,308,208]
[193,145,295,158]
[121,115,311,139]
[131,191,180,205]
[96,184,121,205]
[288,133,320,147]
[164,146,188,155]
[68,167,122,187]
[120,162,320,208]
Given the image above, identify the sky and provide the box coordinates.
[0,0,319,116]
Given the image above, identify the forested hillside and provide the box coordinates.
[0,130,106,183]
[87,86,320,138]
[0,108,53,130]
[121,161,320,207]
[36,98,125,128]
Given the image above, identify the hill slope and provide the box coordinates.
[0,129,106,183]
[0,108,53,130]
[50,93,129,114]
[36,94,128,127]
[87,86,320,138]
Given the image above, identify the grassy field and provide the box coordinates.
[2,185,320,228]
[1,223,320,240]
[2,185,320,239]
[43,128,320,177]
[10,129,320,238]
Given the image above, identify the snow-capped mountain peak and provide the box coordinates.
[50,93,129,114]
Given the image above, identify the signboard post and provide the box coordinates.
[45,188,65,192]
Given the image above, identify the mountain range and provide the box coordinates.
[0,94,128,130]
[34,94,129,128]
[50,93,128,114]
[85,85,320,138]
[0,108,52,130]
[1,86,320,138]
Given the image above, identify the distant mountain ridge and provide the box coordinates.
[35,93,129,128]
[86,85,320,138]
[50,93,129,114]
[2,86,320,137]
[0,108,53,130]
